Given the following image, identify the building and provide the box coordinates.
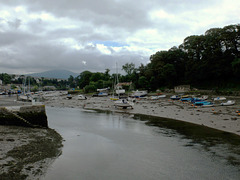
[174,85,190,93]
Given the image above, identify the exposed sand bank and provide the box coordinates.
[44,93,240,136]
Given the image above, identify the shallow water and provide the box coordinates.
[43,107,240,180]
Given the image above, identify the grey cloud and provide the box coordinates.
[7,18,22,29]
[0,0,237,75]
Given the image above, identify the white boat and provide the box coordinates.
[198,95,208,100]
[18,76,33,102]
[18,93,33,102]
[114,99,133,109]
[97,87,110,92]
[77,94,87,100]
[116,89,125,95]
[98,92,108,96]
[220,100,235,106]
[131,90,147,98]
[213,97,226,101]
[170,95,181,100]
[150,95,166,100]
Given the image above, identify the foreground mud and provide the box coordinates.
[0,126,63,180]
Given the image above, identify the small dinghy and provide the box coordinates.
[78,94,87,100]
[213,97,226,101]
[170,95,181,100]
[220,100,235,106]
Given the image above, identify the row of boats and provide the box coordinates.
[170,95,236,107]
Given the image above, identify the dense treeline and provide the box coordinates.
[0,73,68,90]
[75,24,240,92]
[146,24,240,90]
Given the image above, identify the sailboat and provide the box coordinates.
[110,63,121,101]
[18,76,33,102]
[112,63,133,109]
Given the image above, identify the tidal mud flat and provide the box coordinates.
[44,93,240,170]
[0,126,62,180]
[0,95,63,179]
[44,93,240,136]
[1,92,240,179]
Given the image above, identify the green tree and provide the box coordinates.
[232,58,240,78]
[122,63,136,76]
[138,76,149,89]
[78,71,92,89]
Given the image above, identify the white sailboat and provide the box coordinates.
[112,63,133,109]
[18,76,33,102]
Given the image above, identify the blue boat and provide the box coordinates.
[170,95,181,100]
[181,97,192,102]
[191,98,202,103]
[194,101,213,107]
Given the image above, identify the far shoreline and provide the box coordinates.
[44,92,240,137]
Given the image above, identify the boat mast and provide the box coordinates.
[28,77,30,93]
[116,62,119,98]
[23,76,26,95]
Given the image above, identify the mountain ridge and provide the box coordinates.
[28,69,79,79]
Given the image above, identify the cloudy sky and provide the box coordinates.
[0,0,239,75]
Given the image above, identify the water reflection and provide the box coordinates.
[44,107,240,180]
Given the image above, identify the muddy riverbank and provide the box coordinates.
[0,126,62,180]
[44,93,240,136]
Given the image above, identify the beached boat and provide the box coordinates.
[131,90,147,98]
[170,95,181,100]
[201,101,214,107]
[198,95,208,100]
[18,93,33,102]
[220,100,235,106]
[110,97,119,101]
[98,92,108,96]
[67,94,72,99]
[150,95,166,100]
[191,98,202,103]
[181,97,192,102]
[114,99,133,109]
[18,76,33,102]
[181,95,190,98]
[213,97,226,101]
[77,94,87,100]
[194,101,214,107]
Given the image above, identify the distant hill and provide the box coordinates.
[28,69,79,79]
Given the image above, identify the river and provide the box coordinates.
[43,107,240,180]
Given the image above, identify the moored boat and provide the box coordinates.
[98,92,108,96]
[114,99,133,109]
[150,94,166,100]
[181,97,192,102]
[78,94,87,100]
[194,101,214,107]
[170,95,181,100]
[220,100,235,106]
[213,97,226,101]
[201,101,214,107]
[131,90,147,98]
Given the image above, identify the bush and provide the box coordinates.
[84,85,96,93]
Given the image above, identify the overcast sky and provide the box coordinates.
[0,0,239,75]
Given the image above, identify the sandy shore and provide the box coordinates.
[44,93,240,136]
